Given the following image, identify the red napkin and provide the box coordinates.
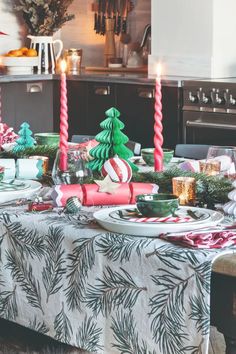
[160,230,236,249]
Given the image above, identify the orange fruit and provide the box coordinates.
[20,47,29,54]
[8,49,23,57]
[26,48,38,57]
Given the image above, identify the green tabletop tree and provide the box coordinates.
[87,107,138,172]
[13,122,35,152]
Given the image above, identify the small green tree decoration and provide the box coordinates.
[87,107,138,172]
[13,122,35,152]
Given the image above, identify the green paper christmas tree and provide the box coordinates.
[13,122,35,152]
[87,107,138,172]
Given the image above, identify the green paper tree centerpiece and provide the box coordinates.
[87,107,138,172]
[13,122,35,152]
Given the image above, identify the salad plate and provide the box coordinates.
[0,180,42,204]
[94,205,224,237]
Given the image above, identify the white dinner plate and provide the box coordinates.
[94,205,224,237]
[0,180,42,204]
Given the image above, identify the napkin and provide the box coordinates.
[160,230,236,249]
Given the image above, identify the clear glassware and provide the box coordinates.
[205,146,236,177]
[52,147,93,185]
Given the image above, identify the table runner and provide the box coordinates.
[0,206,235,354]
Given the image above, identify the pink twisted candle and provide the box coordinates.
[59,61,69,171]
[154,73,164,171]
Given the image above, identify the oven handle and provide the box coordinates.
[186,120,236,130]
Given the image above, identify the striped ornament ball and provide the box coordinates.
[101,157,132,183]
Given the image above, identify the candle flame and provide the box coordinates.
[60,59,67,73]
[156,63,162,78]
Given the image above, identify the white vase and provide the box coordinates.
[27,35,63,74]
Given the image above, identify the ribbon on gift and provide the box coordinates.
[160,230,236,249]
[16,159,43,180]
[51,182,159,207]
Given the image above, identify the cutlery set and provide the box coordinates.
[94,0,132,35]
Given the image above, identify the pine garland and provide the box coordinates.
[132,167,233,209]
[0,147,232,208]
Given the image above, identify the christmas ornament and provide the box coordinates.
[64,196,82,214]
[94,175,121,194]
[13,122,35,152]
[87,107,138,172]
[101,156,132,182]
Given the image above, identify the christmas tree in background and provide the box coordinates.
[87,107,138,172]
[13,122,35,152]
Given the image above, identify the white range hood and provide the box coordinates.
[149,0,236,77]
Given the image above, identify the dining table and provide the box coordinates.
[0,189,236,354]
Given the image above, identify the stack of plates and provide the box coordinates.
[94,205,224,237]
[0,180,42,204]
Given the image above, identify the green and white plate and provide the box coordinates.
[109,207,211,225]
[0,180,30,192]
[0,180,42,204]
[94,205,224,237]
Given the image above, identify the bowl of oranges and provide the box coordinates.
[0,47,38,74]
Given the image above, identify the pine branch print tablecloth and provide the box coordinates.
[0,207,235,354]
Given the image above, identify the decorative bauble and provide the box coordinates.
[101,157,132,183]
[64,196,82,214]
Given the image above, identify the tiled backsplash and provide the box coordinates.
[0,0,150,67]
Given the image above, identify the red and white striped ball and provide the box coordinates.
[101,157,132,183]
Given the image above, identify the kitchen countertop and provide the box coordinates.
[0,69,202,87]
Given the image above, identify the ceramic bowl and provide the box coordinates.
[141,148,174,167]
[34,133,60,146]
[0,56,38,75]
[136,193,179,217]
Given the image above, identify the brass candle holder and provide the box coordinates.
[172,176,196,206]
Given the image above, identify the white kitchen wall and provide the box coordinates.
[150,0,236,77]
[0,0,151,67]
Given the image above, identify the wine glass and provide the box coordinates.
[204,146,236,177]
[52,147,93,185]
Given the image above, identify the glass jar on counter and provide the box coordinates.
[64,48,83,74]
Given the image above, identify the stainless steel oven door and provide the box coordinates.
[183,111,236,145]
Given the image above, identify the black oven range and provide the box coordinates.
[182,79,236,146]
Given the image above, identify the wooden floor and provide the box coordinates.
[0,318,226,354]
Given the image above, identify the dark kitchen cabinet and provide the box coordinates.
[53,80,87,140]
[1,81,54,134]
[67,81,181,149]
[116,84,155,148]
[86,82,116,134]
[116,84,181,149]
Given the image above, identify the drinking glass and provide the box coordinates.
[205,146,236,177]
[52,148,93,185]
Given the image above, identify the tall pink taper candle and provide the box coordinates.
[59,59,68,171]
[154,64,163,171]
